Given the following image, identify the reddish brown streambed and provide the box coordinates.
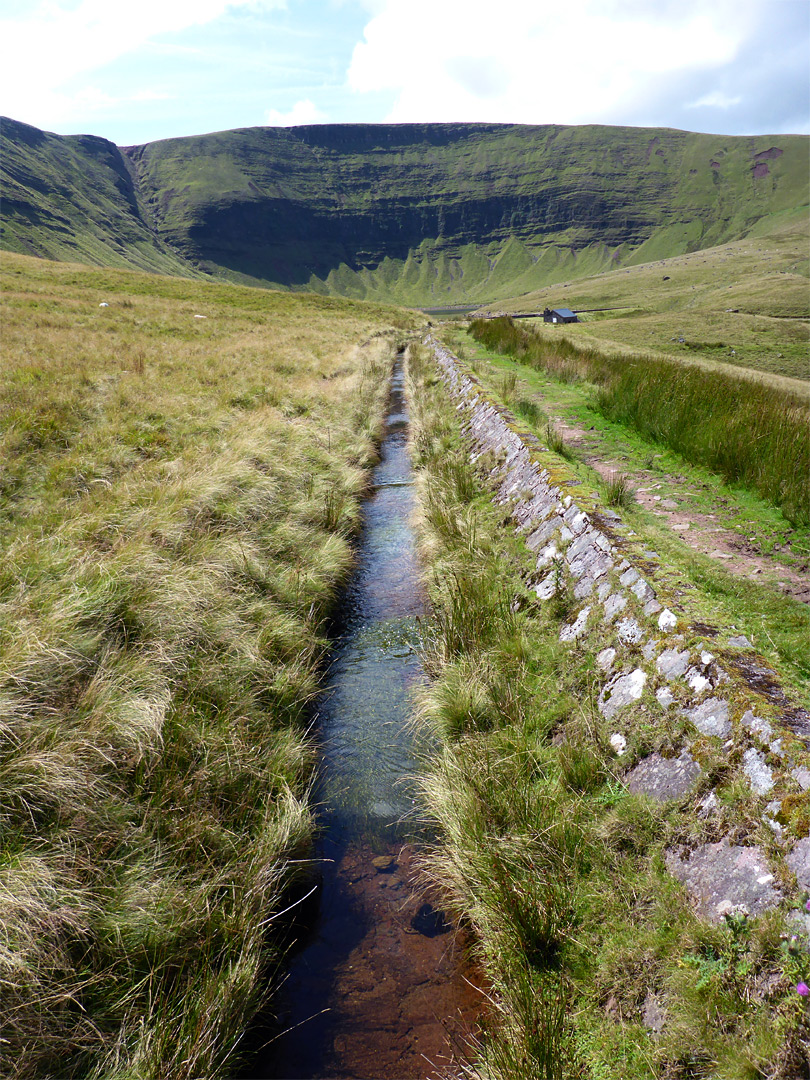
[259,842,483,1079]
[240,353,484,1079]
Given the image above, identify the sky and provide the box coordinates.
[0,0,808,145]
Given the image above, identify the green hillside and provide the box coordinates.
[478,213,810,381]
[0,117,191,275]
[2,117,808,305]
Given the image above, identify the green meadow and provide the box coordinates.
[480,215,810,383]
[468,314,809,528]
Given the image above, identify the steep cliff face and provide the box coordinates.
[2,117,807,303]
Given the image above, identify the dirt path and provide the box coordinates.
[553,416,810,605]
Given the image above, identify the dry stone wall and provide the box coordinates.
[426,334,810,936]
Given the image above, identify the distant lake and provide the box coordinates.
[417,304,482,318]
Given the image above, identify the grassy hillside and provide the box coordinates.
[0,251,420,1078]
[116,123,810,302]
[479,214,810,381]
[3,117,808,306]
[0,117,191,276]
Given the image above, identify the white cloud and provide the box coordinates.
[347,0,756,126]
[131,90,173,103]
[686,91,743,110]
[0,0,284,128]
[3,0,800,142]
[266,98,327,126]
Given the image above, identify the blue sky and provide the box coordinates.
[1,0,807,145]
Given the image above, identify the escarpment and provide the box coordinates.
[3,117,807,304]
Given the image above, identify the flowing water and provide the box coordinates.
[244,353,482,1080]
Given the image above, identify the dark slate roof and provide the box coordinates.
[552,307,576,318]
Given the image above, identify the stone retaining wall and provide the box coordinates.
[427,334,810,936]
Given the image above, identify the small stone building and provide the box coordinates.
[543,307,579,324]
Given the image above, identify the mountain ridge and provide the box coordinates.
[2,115,807,304]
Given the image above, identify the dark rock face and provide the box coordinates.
[124,123,676,283]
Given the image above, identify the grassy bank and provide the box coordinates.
[0,252,419,1078]
[407,342,809,1079]
[468,317,809,526]
[442,321,810,699]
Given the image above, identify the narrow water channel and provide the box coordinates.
[245,352,481,1080]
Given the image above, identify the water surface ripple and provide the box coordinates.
[247,353,481,1080]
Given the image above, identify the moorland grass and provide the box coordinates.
[439,322,810,698]
[469,316,810,526]
[406,341,809,1078]
[0,253,419,1078]
[603,471,634,509]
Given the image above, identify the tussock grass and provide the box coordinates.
[514,397,544,426]
[407,341,809,1078]
[544,423,574,462]
[603,471,634,509]
[409,343,584,1073]
[470,317,810,525]
[497,370,519,406]
[0,253,416,1077]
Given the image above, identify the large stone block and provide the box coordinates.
[559,606,591,642]
[665,841,781,923]
[685,698,731,738]
[657,649,690,679]
[627,750,702,802]
[599,668,647,720]
[787,838,810,890]
[742,748,775,795]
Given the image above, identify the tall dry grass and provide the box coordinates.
[0,253,416,1077]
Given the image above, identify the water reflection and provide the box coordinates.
[317,355,429,842]
[243,352,481,1080]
